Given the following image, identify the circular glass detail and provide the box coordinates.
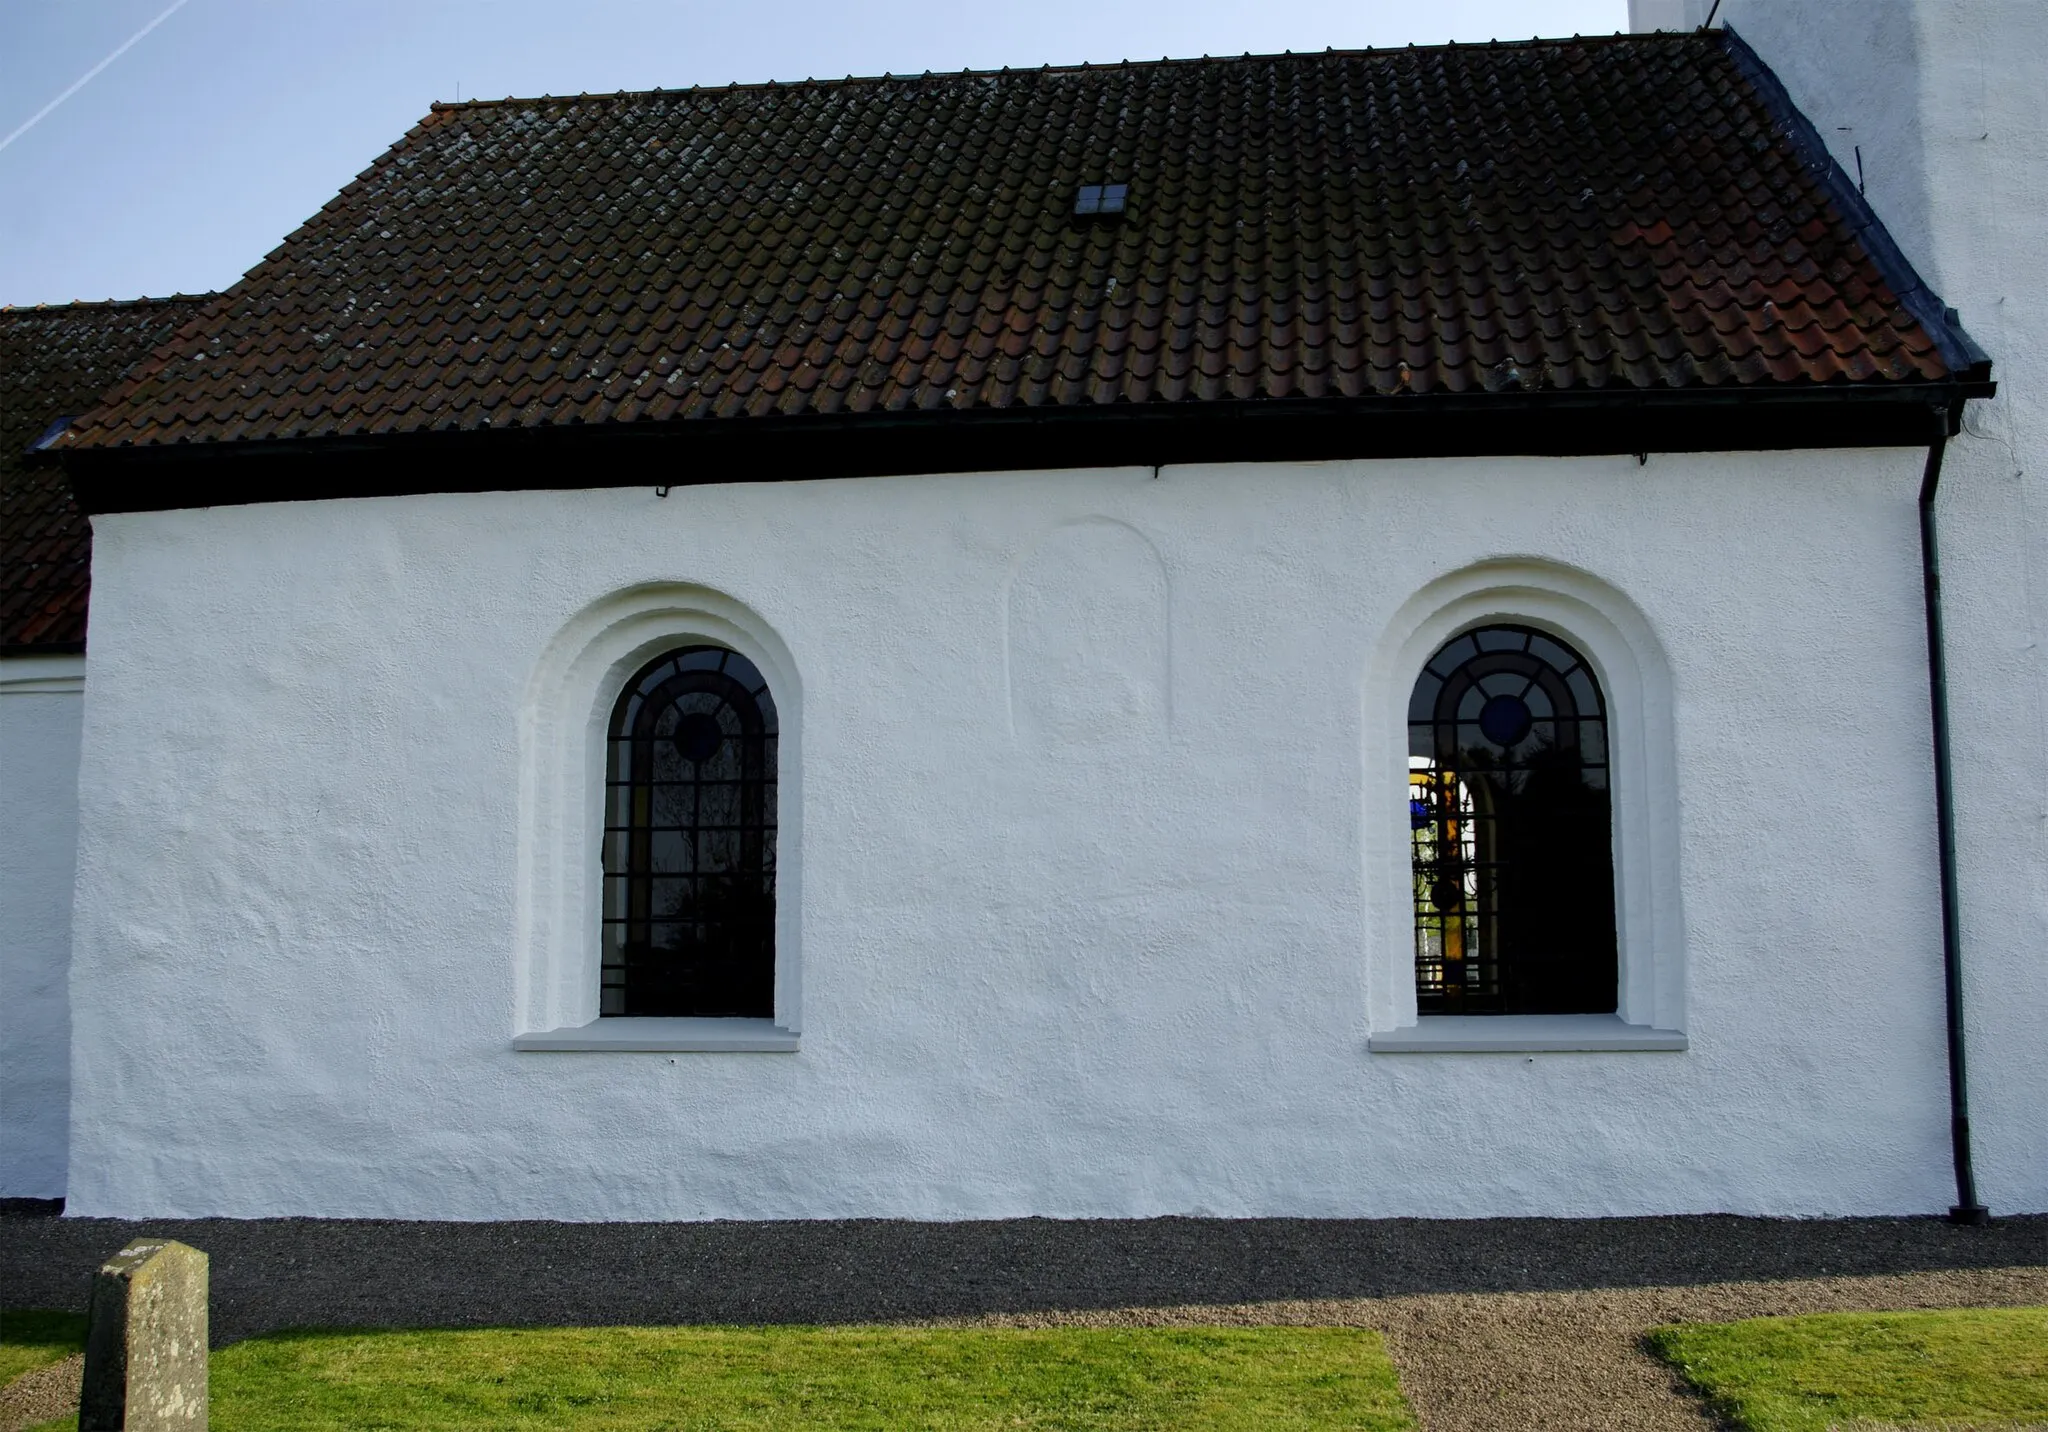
[673,710,725,764]
[1478,693,1534,747]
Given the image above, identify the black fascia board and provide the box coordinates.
[1721,26,1993,383]
[64,380,1992,516]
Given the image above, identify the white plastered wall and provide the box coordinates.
[1626,0,1713,35]
[65,448,2042,1221]
[1690,0,2048,1224]
[1,654,85,1199]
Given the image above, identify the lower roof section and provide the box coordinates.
[0,296,213,646]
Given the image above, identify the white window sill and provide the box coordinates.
[1368,1013,1687,1053]
[512,1017,799,1052]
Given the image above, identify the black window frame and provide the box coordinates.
[1408,623,1618,1015]
[601,644,779,1018]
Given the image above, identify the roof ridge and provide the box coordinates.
[422,30,1708,114]
[1,293,217,316]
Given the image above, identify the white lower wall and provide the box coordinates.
[1,655,84,1200]
[63,452,2047,1219]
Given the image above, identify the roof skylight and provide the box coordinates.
[1074,183,1128,216]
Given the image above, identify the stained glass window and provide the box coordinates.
[602,646,777,1017]
[1409,625,1616,1015]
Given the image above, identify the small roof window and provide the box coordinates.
[1073,182,1129,217]
[26,415,76,455]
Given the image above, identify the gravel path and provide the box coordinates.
[961,1268,2048,1430]
[6,1212,2043,1430]
[0,1354,80,1432]
[7,1213,2041,1340]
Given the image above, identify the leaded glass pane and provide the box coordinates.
[601,645,777,1017]
[1408,624,1616,1015]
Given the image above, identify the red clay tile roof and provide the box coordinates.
[2,297,212,649]
[64,32,1970,457]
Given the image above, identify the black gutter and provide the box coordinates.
[63,380,1991,515]
[1918,410,1990,1226]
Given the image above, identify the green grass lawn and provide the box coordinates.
[1650,1307,2048,1432]
[0,1309,87,1387]
[5,1319,1417,1431]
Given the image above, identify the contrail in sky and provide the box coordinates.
[0,0,193,155]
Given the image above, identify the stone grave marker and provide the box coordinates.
[79,1239,208,1430]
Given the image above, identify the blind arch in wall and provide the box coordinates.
[603,645,777,1017]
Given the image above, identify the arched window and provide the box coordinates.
[603,645,777,1018]
[1408,624,1615,1015]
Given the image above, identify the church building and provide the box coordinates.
[3,1,2042,1221]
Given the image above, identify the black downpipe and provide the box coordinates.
[1918,409,1991,1225]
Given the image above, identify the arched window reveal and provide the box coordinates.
[603,646,777,1017]
[1408,624,1616,1015]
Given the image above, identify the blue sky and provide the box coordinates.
[0,1,1626,307]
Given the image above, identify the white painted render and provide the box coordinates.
[1625,0,1711,35]
[1,654,85,1199]
[1692,0,2048,1230]
[64,449,2045,1221]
